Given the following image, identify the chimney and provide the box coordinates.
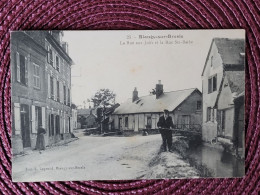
[132,87,138,102]
[156,80,163,99]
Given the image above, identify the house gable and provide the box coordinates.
[217,75,234,110]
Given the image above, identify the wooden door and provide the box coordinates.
[119,118,122,130]
[20,104,31,148]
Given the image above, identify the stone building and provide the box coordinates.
[201,38,245,144]
[111,81,202,132]
[11,31,74,154]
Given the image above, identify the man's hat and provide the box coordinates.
[164,109,169,113]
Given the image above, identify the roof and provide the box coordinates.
[202,38,245,76]
[214,71,245,107]
[77,108,92,115]
[113,88,201,114]
[225,71,245,95]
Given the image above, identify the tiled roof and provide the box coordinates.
[113,88,201,114]
[225,71,245,95]
[77,108,92,115]
[214,38,245,65]
[202,38,245,76]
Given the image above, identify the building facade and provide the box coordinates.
[201,38,245,144]
[111,81,202,132]
[77,108,98,129]
[11,31,74,155]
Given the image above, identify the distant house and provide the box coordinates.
[111,81,202,132]
[201,38,245,144]
[215,71,245,157]
[77,108,97,129]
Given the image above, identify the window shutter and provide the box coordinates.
[16,52,20,82]
[48,74,51,98]
[47,46,50,63]
[25,56,28,85]
[53,78,57,100]
[59,82,63,103]
[42,107,46,128]
[14,103,21,135]
[31,105,36,133]
[53,54,56,69]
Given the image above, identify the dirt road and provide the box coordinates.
[13,134,162,182]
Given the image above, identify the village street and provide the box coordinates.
[13,131,199,182]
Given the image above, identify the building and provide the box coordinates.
[215,71,245,157]
[111,81,202,132]
[71,104,77,131]
[45,31,74,144]
[11,31,74,155]
[201,38,245,144]
[77,108,98,129]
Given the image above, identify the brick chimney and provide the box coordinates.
[132,87,138,102]
[156,80,163,99]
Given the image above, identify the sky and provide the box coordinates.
[63,30,245,108]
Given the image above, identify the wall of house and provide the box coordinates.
[224,108,234,139]
[217,76,235,140]
[85,114,97,128]
[218,76,234,110]
[11,32,48,154]
[202,42,224,142]
[45,35,72,145]
[174,91,202,127]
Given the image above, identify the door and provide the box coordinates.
[119,118,122,130]
[55,115,60,135]
[20,104,31,148]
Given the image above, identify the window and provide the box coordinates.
[221,110,225,130]
[33,63,40,88]
[16,52,27,85]
[48,48,54,66]
[212,108,215,122]
[64,85,66,104]
[68,88,70,106]
[56,56,60,71]
[57,80,60,102]
[208,75,217,93]
[125,117,128,127]
[207,107,211,122]
[208,78,212,93]
[197,101,202,110]
[50,76,54,99]
[213,75,217,91]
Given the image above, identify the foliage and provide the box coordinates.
[91,89,116,108]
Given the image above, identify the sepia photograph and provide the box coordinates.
[11,29,245,182]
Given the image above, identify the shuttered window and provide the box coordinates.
[33,63,40,89]
[16,52,28,85]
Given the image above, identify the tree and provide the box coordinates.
[91,89,116,134]
[91,89,116,108]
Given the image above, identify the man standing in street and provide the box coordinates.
[157,109,174,152]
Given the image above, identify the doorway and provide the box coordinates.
[20,104,31,148]
[119,118,122,130]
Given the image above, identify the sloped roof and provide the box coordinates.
[113,88,201,114]
[225,71,245,95]
[77,108,92,115]
[202,38,245,76]
[214,38,245,65]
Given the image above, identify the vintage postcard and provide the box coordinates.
[11,30,245,182]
